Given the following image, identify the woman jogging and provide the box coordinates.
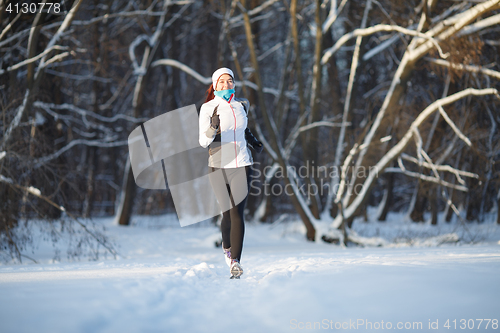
[198,67,263,279]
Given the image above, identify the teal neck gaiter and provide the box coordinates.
[214,89,235,102]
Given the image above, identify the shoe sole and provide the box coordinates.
[230,264,243,278]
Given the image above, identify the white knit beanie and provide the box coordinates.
[212,68,234,90]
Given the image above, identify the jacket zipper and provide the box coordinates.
[229,103,238,168]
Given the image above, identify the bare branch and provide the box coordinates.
[37,0,83,74]
[33,139,128,168]
[285,117,346,159]
[0,174,117,258]
[412,127,424,165]
[342,1,499,201]
[42,51,71,67]
[0,11,22,41]
[33,102,148,123]
[229,0,279,25]
[426,57,500,80]
[0,0,83,151]
[336,143,360,203]
[152,58,211,84]
[322,0,349,33]
[420,149,441,179]
[331,88,498,228]
[0,28,30,48]
[0,46,70,75]
[384,168,469,192]
[412,0,500,59]
[99,70,133,110]
[44,69,113,83]
[322,24,449,64]
[254,121,278,161]
[283,109,310,159]
[298,120,346,132]
[363,34,400,61]
[401,153,479,184]
[458,13,500,36]
[0,4,187,48]
[438,106,472,147]
[151,58,285,97]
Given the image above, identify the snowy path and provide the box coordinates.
[1,220,500,333]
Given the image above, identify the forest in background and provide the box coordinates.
[1,0,499,262]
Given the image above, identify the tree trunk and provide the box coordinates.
[445,188,455,223]
[466,190,481,222]
[430,186,438,225]
[410,184,427,222]
[290,0,321,220]
[114,3,170,225]
[82,147,96,218]
[240,0,315,240]
[115,158,136,226]
[377,171,394,221]
[324,0,372,217]
[497,191,500,225]
[304,0,325,220]
[26,10,44,90]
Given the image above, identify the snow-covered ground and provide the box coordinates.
[1,212,500,333]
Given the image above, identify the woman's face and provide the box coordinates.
[215,74,234,91]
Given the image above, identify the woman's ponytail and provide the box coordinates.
[205,85,215,103]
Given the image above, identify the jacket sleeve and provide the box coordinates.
[199,103,215,148]
[245,128,263,153]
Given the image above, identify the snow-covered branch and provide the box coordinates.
[33,102,148,124]
[0,4,187,49]
[336,143,360,204]
[331,88,499,229]
[412,0,500,60]
[426,58,500,81]
[284,117,346,160]
[343,0,499,205]
[253,119,278,161]
[37,0,83,73]
[400,153,479,185]
[33,139,128,168]
[151,58,285,97]
[229,0,279,25]
[298,120,346,132]
[0,174,117,258]
[457,13,500,37]
[384,167,469,192]
[99,70,133,110]
[152,59,211,85]
[0,11,22,41]
[0,0,83,151]
[322,24,449,64]
[438,106,472,147]
[322,0,349,33]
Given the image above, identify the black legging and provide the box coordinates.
[209,166,251,261]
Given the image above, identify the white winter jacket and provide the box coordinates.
[199,95,253,168]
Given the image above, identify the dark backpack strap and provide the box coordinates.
[236,99,248,115]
